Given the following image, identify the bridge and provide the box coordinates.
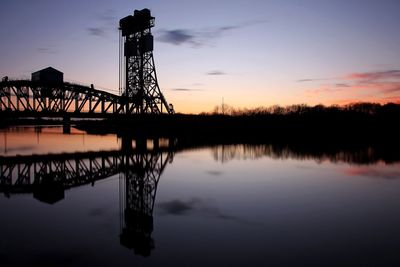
[0,79,158,118]
[0,147,173,256]
[0,8,174,119]
[0,8,178,255]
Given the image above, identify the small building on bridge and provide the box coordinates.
[31,67,63,83]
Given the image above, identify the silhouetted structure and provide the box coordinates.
[31,67,63,84]
[119,8,173,114]
[0,9,173,118]
[0,79,132,117]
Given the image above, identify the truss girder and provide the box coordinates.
[0,80,146,116]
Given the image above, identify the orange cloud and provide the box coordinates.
[346,70,400,81]
[334,96,400,106]
[303,69,400,105]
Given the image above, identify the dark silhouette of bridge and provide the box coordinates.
[0,144,174,256]
[0,79,145,118]
[0,8,174,119]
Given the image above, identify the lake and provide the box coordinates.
[1,126,400,266]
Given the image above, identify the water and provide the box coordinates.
[1,126,400,266]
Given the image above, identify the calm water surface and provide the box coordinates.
[1,126,400,266]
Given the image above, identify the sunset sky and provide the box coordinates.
[1,0,399,113]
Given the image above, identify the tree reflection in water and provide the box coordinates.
[211,143,399,165]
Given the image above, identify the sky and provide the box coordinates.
[1,0,400,114]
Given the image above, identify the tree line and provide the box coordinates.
[202,102,400,116]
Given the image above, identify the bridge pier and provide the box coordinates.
[63,116,71,134]
[121,136,133,153]
[153,138,159,151]
[168,137,177,151]
[135,137,147,152]
[120,136,176,153]
[121,136,148,153]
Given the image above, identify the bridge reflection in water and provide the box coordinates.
[1,137,399,259]
[0,139,174,256]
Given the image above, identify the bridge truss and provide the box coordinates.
[0,80,161,117]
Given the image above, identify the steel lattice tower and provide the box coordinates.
[119,9,173,114]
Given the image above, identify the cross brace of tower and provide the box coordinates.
[119,9,174,114]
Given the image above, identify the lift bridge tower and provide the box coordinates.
[119,9,173,114]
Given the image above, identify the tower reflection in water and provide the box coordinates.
[0,137,174,257]
[119,147,173,256]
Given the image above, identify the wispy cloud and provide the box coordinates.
[296,78,330,83]
[203,20,267,39]
[87,27,106,37]
[97,9,116,25]
[169,88,202,92]
[384,86,400,94]
[157,20,267,47]
[192,82,204,86]
[333,96,400,105]
[297,79,316,82]
[87,9,117,40]
[306,86,344,95]
[303,69,400,104]
[335,83,350,87]
[157,29,198,46]
[347,70,400,82]
[206,70,226,76]
[37,46,57,54]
